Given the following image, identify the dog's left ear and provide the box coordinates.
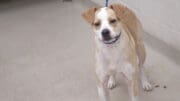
[109,4,126,20]
[82,7,98,24]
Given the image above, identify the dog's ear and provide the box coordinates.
[82,7,98,24]
[109,4,126,20]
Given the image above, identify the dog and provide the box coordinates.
[82,3,153,101]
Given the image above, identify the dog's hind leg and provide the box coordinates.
[140,66,153,91]
[137,43,153,91]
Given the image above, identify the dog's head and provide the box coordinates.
[82,4,125,44]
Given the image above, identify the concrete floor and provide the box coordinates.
[0,0,180,101]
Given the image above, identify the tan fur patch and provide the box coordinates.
[109,4,146,65]
[82,7,99,24]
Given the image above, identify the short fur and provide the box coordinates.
[82,3,152,101]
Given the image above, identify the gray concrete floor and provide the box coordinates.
[0,0,180,101]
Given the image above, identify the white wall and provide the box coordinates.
[91,0,180,50]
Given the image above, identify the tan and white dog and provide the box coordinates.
[82,3,152,101]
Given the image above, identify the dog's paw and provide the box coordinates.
[142,80,153,91]
[107,76,116,90]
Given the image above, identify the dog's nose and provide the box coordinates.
[102,29,111,40]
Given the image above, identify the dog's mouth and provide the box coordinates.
[103,33,121,44]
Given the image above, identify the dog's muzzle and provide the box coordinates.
[103,33,121,44]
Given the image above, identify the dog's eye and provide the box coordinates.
[110,19,117,24]
[94,22,101,27]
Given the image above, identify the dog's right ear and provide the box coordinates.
[82,7,98,24]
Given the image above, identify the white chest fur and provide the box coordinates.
[95,33,132,77]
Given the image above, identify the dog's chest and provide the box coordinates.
[95,34,134,76]
[103,46,122,63]
[97,44,129,74]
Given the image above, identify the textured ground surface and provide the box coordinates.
[0,0,179,101]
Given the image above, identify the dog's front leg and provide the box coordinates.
[123,63,139,101]
[97,83,110,101]
[128,74,139,101]
[95,52,110,101]
[107,75,116,90]
[96,72,110,101]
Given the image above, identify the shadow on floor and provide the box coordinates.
[144,31,180,66]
